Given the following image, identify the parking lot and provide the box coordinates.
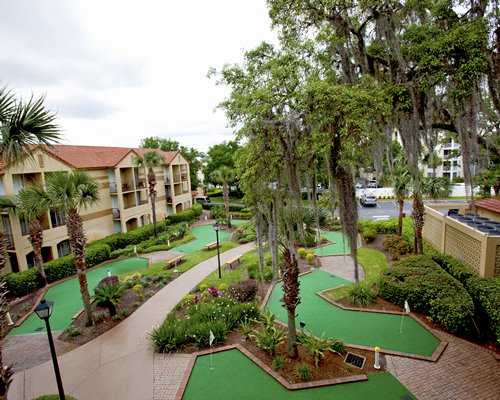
[358,199,467,220]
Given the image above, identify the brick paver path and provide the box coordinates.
[154,353,191,400]
[386,330,500,399]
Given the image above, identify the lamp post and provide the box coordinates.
[34,299,66,400]
[213,222,221,279]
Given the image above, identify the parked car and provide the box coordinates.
[360,193,378,206]
[367,180,378,188]
[195,196,211,204]
[355,182,364,189]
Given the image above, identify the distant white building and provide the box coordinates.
[424,136,463,181]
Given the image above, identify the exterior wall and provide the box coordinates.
[423,204,500,278]
[475,207,500,222]
[0,147,191,272]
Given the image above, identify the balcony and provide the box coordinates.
[173,174,181,183]
[136,180,146,189]
[166,197,173,204]
[181,173,188,181]
[121,181,134,193]
[164,176,171,184]
[112,208,121,219]
[109,182,118,193]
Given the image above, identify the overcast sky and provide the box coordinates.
[0,0,277,153]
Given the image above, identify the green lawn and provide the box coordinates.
[265,269,440,357]
[171,225,232,254]
[10,258,148,335]
[314,231,360,256]
[182,349,415,400]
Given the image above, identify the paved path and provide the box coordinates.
[9,242,254,400]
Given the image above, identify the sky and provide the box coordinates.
[0,0,278,153]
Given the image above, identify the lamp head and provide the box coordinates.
[299,321,306,329]
[213,222,220,232]
[34,299,54,320]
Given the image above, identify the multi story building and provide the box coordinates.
[424,136,463,180]
[0,145,191,273]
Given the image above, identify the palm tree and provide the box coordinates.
[0,85,60,398]
[133,151,164,237]
[392,167,411,237]
[0,186,50,286]
[210,166,236,229]
[43,171,100,326]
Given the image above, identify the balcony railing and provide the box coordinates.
[121,181,134,192]
[109,182,118,193]
[181,173,188,181]
[112,208,121,219]
[3,233,15,250]
[136,180,146,189]
[166,197,173,204]
[173,174,181,183]
[164,176,171,184]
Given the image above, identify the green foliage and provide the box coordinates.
[346,284,376,307]
[273,355,286,370]
[233,221,256,244]
[85,244,111,268]
[382,234,409,260]
[379,255,474,333]
[305,252,315,264]
[44,254,75,282]
[297,248,307,258]
[247,262,273,282]
[94,282,125,316]
[240,318,254,338]
[64,326,82,338]
[362,226,377,243]
[251,322,286,357]
[295,363,312,381]
[227,279,258,302]
[31,395,78,400]
[191,203,203,216]
[3,268,40,297]
[168,209,197,224]
[150,297,260,352]
[297,330,340,368]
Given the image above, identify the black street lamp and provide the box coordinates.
[34,299,66,400]
[213,222,221,279]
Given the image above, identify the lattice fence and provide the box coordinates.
[444,225,482,275]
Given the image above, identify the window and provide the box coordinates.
[50,209,66,228]
[20,215,29,236]
[57,240,71,258]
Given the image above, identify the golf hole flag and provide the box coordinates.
[404,300,411,313]
[209,330,215,346]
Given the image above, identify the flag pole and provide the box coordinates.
[209,330,215,369]
[400,300,410,333]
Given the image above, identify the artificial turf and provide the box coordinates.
[314,231,352,256]
[9,258,148,335]
[182,349,416,400]
[265,269,440,357]
[170,225,232,255]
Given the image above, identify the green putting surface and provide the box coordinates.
[182,349,415,400]
[265,269,440,357]
[314,231,359,256]
[171,225,231,255]
[9,258,148,335]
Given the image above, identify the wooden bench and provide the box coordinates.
[205,241,219,251]
[166,255,185,269]
[225,254,243,269]
[372,215,390,222]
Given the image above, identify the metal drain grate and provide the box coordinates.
[344,352,366,369]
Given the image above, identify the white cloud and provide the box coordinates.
[0,0,278,152]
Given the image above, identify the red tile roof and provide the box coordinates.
[41,145,179,169]
[473,198,500,214]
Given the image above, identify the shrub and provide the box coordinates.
[85,244,111,268]
[362,227,377,243]
[44,254,75,283]
[3,268,40,297]
[169,209,196,224]
[247,262,273,282]
[192,203,203,216]
[64,326,81,338]
[297,330,337,368]
[227,279,258,302]
[346,284,376,307]
[379,255,474,333]
[306,252,315,265]
[218,283,228,291]
[94,282,125,316]
[97,275,119,287]
[295,363,312,381]
[382,234,409,260]
[208,285,219,297]
[32,395,78,400]
[297,248,307,258]
[273,355,286,370]
[251,323,286,357]
[240,318,253,338]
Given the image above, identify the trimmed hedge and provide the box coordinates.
[379,255,474,333]
[201,203,247,212]
[168,209,197,224]
[3,268,40,298]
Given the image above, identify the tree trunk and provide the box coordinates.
[269,201,279,279]
[148,167,158,237]
[67,210,94,326]
[397,197,404,236]
[281,247,300,359]
[255,210,265,281]
[223,182,231,229]
[28,219,47,286]
[0,233,7,272]
[412,195,425,254]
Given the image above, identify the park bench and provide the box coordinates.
[225,254,243,269]
[205,241,219,251]
[372,215,390,222]
[166,255,185,269]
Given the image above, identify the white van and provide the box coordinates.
[195,196,211,204]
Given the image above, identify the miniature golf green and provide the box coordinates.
[171,225,231,255]
[265,269,440,357]
[314,231,360,256]
[182,349,415,400]
[9,258,148,335]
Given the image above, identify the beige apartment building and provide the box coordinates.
[0,145,191,273]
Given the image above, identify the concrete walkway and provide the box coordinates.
[9,242,254,400]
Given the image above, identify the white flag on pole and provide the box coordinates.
[209,330,215,346]
[404,300,411,313]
